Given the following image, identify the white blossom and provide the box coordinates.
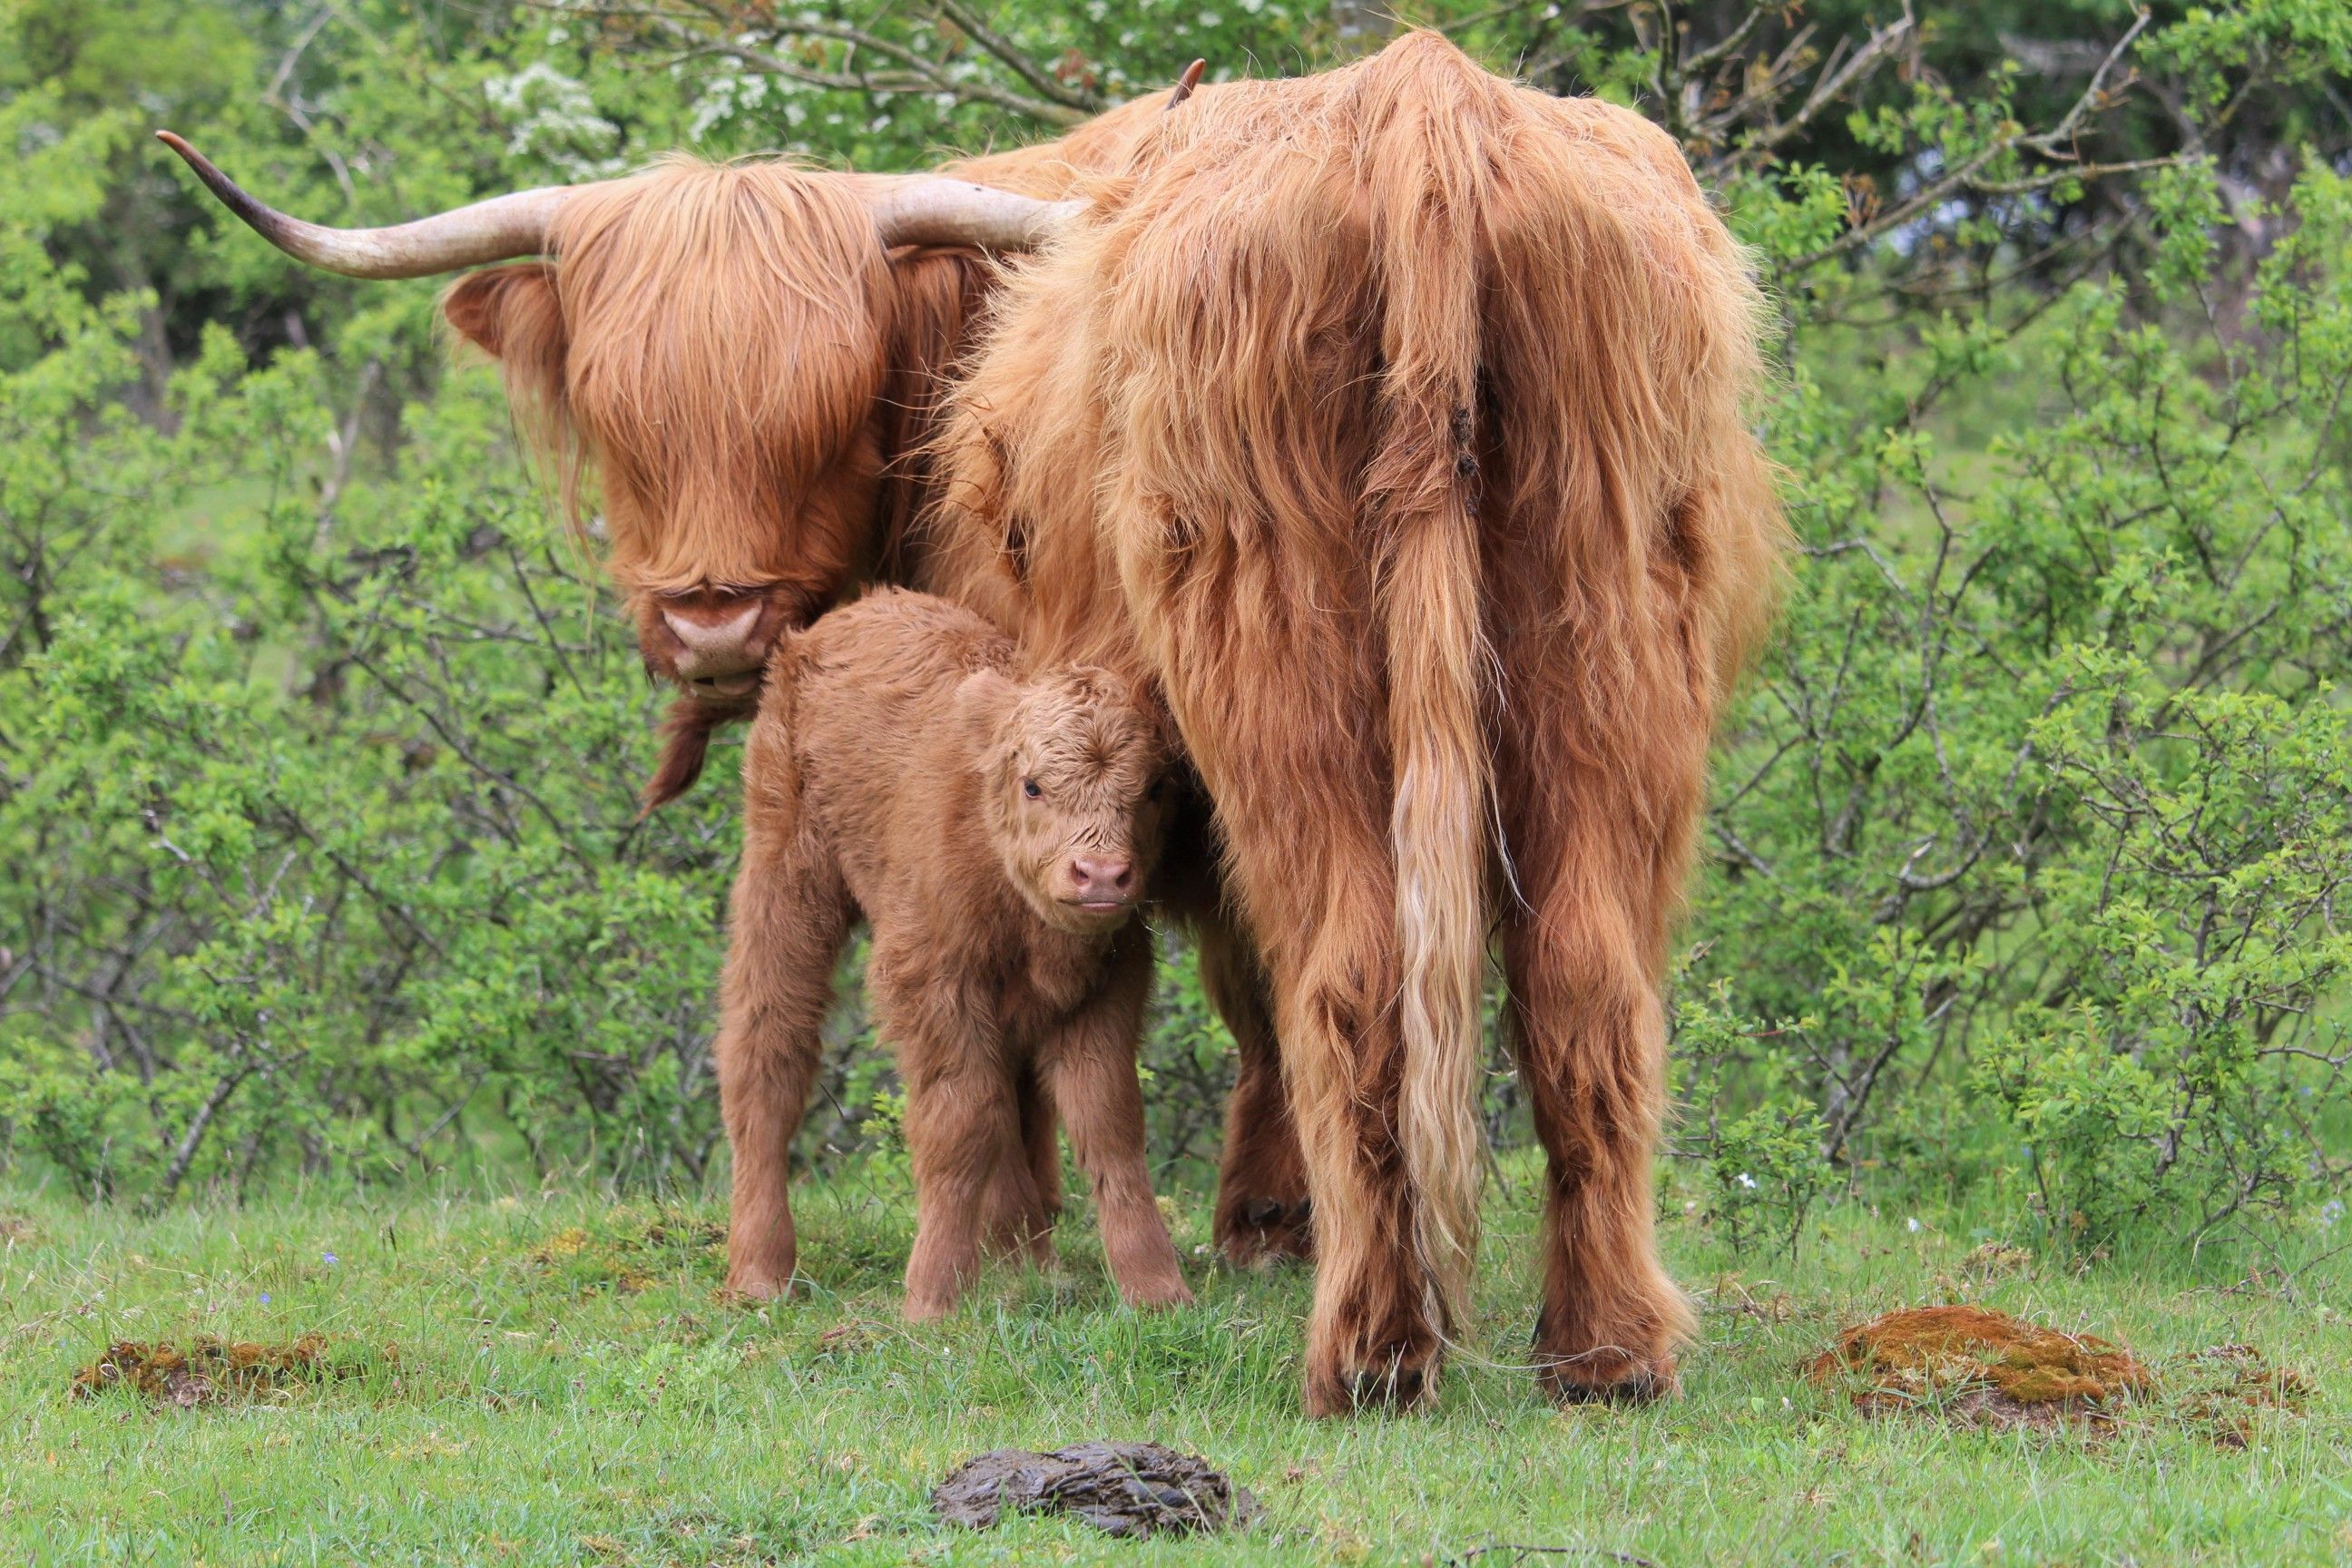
[484,63,626,179]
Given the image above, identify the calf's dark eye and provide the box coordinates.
[1023,778,1043,799]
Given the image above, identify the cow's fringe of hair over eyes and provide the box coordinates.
[442,114,1187,602]
[443,157,897,595]
[928,30,1786,1405]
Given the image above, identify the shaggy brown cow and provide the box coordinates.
[926,32,1785,1411]
[157,85,1320,1271]
[162,32,1785,1414]
[719,588,1189,1317]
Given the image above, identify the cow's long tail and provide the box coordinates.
[1361,43,1494,1328]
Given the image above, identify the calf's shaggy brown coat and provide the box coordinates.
[717,589,1191,1318]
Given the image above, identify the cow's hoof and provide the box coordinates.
[1537,1347,1679,1406]
[1214,1197,1315,1268]
[1305,1340,1440,1417]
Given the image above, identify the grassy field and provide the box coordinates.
[2,1158,2345,1566]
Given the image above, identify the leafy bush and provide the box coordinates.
[3,1,2348,1262]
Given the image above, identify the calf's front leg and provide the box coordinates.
[881,965,1021,1320]
[1040,933,1191,1309]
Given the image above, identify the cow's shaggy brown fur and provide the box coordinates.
[716,588,1190,1318]
[929,32,1785,1411]
[410,35,1781,1414]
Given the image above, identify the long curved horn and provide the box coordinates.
[858,176,1082,252]
[157,132,574,279]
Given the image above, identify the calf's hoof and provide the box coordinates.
[722,1267,792,1304]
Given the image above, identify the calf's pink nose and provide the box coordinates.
[1072,856,1135,902]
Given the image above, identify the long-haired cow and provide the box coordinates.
[162,31,1786,1414]
[158,91,1324,1271]
[923,34,1785,1410]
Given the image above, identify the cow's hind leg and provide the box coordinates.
[1493,659,1703,1403]
[1199,918,1313,1266]
[1152,621,1444,1414]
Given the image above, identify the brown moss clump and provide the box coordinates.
[1809,1305,2151,1429]
[70,1335,381,1408]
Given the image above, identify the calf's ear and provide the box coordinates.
[442,262,562,362]
[953,668,1022,748]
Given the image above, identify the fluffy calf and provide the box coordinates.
[716,589,1191,1318]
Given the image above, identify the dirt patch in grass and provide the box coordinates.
[71,1335,386,1408]
[1808,1305,2151,1430]
[528,1206,726,1294]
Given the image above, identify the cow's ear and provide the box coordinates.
[441,263,560,360]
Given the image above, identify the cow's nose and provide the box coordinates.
[1071,856,1135,903]
[663,603,763,680]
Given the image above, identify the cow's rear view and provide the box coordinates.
[932,30,1786,1413]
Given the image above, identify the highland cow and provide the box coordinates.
[162,32,1787,1414]
[926,33,1786,1410]
[716,588,1190,1318]
[154,88,1313,1273]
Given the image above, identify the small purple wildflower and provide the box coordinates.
[260,1292,270,1305]
[323,1251,338,1266]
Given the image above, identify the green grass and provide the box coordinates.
[1,1159,2345,1566]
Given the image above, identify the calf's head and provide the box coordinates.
[962,668,1174,935]
[156,135,1074,702]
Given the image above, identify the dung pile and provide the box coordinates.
[934,1441,1260,1538]
[1808,1305,2151,1430]
[2170,1342,2313,1448]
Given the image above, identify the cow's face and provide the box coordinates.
[440,163,896,701]
[964,668,1174,936]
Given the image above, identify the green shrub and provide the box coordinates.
[3,2,2347,1262]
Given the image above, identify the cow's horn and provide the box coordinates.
[157,132,575,279]
[858,176,1082,252]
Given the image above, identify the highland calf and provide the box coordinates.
[716,588,1191,1318]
